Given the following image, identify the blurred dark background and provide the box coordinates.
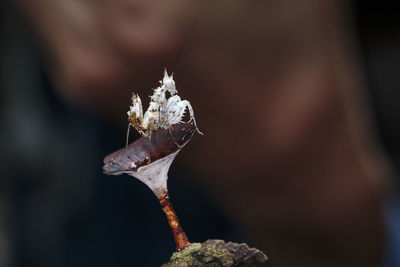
[353,0,400,175]
[1,0,400,267]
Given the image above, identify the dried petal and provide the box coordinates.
[103,121,196,197]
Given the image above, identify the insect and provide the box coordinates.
[126,69,202,149]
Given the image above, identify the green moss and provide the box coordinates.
[170,243,202,261]
[162,239,268,267]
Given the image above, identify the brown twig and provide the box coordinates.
[159,191,191,251]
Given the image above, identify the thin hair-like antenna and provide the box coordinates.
[172,18,197,74]
[126,123,131,148]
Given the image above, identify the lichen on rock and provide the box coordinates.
[162,239,268,267]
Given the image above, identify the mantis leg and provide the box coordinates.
[126,123,131,148]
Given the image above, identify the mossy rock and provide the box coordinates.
[162,239,268,267]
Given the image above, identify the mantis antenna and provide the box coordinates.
[125,18,201,151]
[172,18,197,74]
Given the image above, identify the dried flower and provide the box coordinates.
[103,70,201,251]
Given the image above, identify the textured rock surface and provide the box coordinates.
[162,239,268,267]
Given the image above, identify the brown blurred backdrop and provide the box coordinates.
[1,0,400,267]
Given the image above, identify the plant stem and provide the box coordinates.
[159,191,191,251]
